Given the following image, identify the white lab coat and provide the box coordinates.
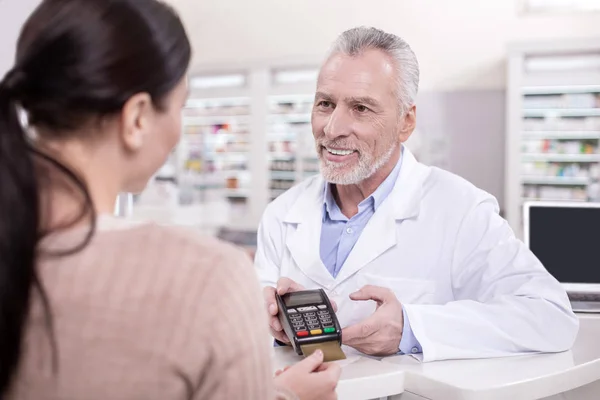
[254,147,579,362]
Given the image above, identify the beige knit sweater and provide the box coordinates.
[7,217,295,400]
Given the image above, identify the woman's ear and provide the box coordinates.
[119,92,153,152]
[399,104,417,143]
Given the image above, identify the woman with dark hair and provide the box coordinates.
[0,0,340,399]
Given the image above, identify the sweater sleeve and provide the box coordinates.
[189,243,285,400]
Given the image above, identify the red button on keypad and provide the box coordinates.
[297,331,309,337]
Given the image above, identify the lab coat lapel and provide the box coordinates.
[333,146,429,284]
[283,177,336,289]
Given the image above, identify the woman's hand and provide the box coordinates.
[274,350,341,400]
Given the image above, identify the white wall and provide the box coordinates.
[416,90,507,209]
[4,0,598,89]
[172,0,600,91]
[0,0,40,76]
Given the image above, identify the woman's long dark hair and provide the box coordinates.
[0,0,191,394]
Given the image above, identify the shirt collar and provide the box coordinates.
[322,146,404,217]
[323,181,346,221]
[371,148,403,210]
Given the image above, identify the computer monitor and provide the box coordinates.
[523,201,600,294]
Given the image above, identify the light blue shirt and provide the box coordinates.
[320,152,422,355]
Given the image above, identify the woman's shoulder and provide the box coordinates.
[96,219,251,270]
[86,220,260,315]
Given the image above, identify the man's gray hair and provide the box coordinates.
[327,26,420,113]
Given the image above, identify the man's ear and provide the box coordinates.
[119,92,153,152]
[399,104,417,143]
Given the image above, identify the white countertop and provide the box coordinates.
[383,314,600,400]
[272,314,600,400]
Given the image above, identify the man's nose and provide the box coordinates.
[323,107,351,139]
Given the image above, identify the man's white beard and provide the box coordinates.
[320,143,398,185]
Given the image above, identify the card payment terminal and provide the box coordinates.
[276,289,346,361]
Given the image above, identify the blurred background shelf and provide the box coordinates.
[137,68,322,229]
[270,170,297,180]
[522,85,600,95]
[522,131,600,140]
[267,76,318,200]
[174,77,254,227]
[522,197,587,203]
[506,39,600,236]
[523,109,600,118]
[522,154,600,162]
[521,176,590,185]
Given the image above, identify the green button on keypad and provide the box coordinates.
[324,327,335,333]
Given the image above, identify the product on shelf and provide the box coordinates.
[267,94,314,200]
[270,159,296,171]
[269,140,296,153]
[522,184,587,201]
[180,97,252,206]
[226,177,239,189]
[523,93,600,110]
[521,162,592,178]
[523,116,600,131]
[521,138,598,155]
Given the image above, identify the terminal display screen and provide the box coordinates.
[283,291,324,307]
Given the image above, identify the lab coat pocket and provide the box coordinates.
[357,273,436,305]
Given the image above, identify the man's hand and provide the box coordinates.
[342,285,404,356]
[263,278,306,343]
[264,278,338,343]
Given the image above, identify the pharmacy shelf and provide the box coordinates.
[521,153,600,162]
[184,115,251,125]
[131,65,327,231]
[177,89,254,228]
[268,113,312,123]
[522,85,600,95]
[186,97,250,107]
[203,133,249,141]
[269,94,314,103]
[522,131,600,140]
[523,109,600,118]
[224,189,250,198]
[206,151,249,156]
[505,39,600,236]
[522,73,600,89]
[522,197,586,203]
[220,170,250,176]
[270,170,296,180]
[268,132,298,140]
[521,176,589,185]
[269,152,296,160]
[268,89,316,201]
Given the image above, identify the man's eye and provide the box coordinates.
[355,105,369,113]
[318,101,332,108]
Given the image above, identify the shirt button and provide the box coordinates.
[346,227,353,234]
[411,347,419,354]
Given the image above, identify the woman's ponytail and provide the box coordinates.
[0,70,40,392]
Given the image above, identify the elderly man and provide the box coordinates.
[255,26,578,362]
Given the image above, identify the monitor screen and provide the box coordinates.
[526,203,600,284]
